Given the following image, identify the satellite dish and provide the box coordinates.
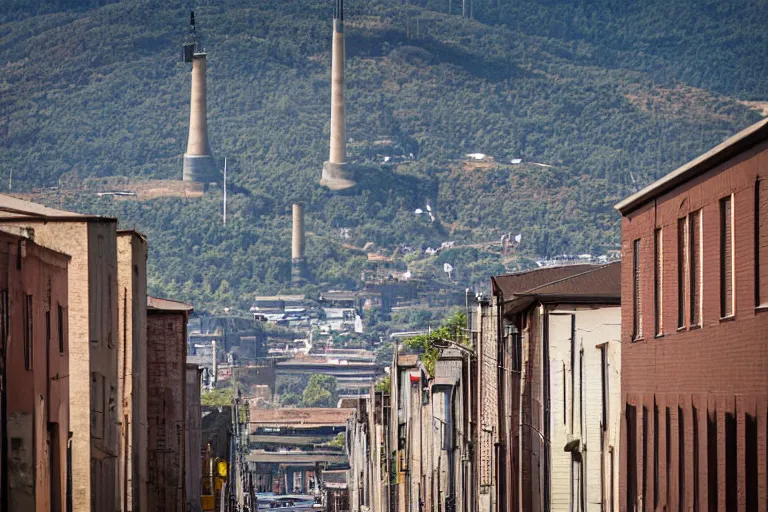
[425,205,432,212]
[443,263,453,273]
[414,209,423,214]
[514,233,522,243]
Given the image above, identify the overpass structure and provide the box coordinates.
[247,408,354,494]
[275,360,383,394]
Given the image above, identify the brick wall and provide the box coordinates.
[147,310,187,512]
[1,219,120,512]
[0,232,70,512]
[619,140,768,510]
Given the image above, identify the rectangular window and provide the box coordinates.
[1,291,7,354]
[24,294,33,370]
[626,404,638,512]
[653,403,659,508]
[678,218,688,328]
[46,310,51,352]
[756,180,768,306]
[633,238,642,339]
[654,228,663,336]
[107,274,113,348]
[725,412,737,511]
[689,210,702,326]
[707,410,718,510]
[58,304,65,353]
[91,372,104,439]
[721,196,734,317]
[678,406,685,505]
[600,346,609,431]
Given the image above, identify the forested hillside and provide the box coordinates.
[1,0,766,310]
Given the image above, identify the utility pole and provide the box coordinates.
[8,168,12,191]
[223,158,227,225]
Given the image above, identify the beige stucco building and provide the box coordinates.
[1,194,121,512]
[117,230,148,512]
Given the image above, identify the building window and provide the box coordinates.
[721,196,735,317]
[654,228,663,336]
[107,274,114,348]
[91,372,104,439]
[632,239,642,339]
[1,291,7,353]
[46,310,51,352]
[757,180,768,307]
[689,210,702,326]
[600,345,609,431]
[58,304,65,353]
[24,294,33,370]
[677,218,688,328]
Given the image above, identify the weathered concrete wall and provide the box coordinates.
[87,221,120,512]
[1,232,69,512]
[2,218,119,512]
[619,139,768,511]
[147,310,188,512]
[117,232,148,512]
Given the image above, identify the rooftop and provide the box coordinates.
[615,117,768,214]
[147,295,195,312]
[495,262,621,315]
[492,264,597,298]
[253,295,305,302]
[0,194,114,222]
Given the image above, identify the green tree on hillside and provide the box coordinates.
[300,374,339,408]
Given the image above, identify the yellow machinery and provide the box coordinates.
[202,441,229,511]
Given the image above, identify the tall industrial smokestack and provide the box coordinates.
[182,12,217,183]
[320,0,355,190]
[291,203,306,282]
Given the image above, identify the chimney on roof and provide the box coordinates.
[320,0,355,191]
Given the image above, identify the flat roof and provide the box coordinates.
[0,194,115,222]
[615,117,768,215]
[253,295,305,302]
[248,408,355,427]
[246,451,347,464]
[117,229,148,242]
[147,295,194,312]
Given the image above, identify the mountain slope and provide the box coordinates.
[1,0,765,309]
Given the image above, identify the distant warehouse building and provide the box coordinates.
[616,117,768,511]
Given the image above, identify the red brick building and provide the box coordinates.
[616,117,768,511]
[146,296,193,512]
[0,230,70,512]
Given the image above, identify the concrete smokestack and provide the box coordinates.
[291,203,306,282]
[183,51,217,183]
[320,0,355,190]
